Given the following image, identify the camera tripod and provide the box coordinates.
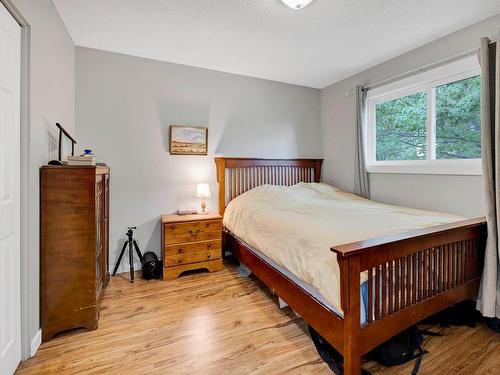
[112,227,143,283]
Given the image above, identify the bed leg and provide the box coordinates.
[343,343,361,375]
[343,313,361,375]
[339,255,362,375]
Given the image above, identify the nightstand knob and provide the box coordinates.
[177,258,182,263]
[177,247,183,253]
[207,243,211,248]
[207,254,211,258]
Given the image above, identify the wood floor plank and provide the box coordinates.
[17,263,499,374]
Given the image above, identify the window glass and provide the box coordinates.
[375,92,427,161]
[435,75,481,159]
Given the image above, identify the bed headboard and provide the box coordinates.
[215,157,323,215]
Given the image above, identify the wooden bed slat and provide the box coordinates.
[388,260,393,314]
[382,263,387,317]
[438,247,442,293]
[367,268,373,323]
[411,253,416,305]
[394,258,400,312]
[459,241,463,284]
[423,249,428,300]
[433,249,436,295]
[439,245,446,291]
[399,258,404,309]
[375,265,381,320]
[462,240,467,284]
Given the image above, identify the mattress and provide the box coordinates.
[223,183,464,317]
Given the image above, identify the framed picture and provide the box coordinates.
[169,125,208,155]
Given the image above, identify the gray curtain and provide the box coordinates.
[477,37,500,319]
[354,85,370,198]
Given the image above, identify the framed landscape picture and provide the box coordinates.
[169,125,208,155]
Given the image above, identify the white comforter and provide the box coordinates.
[223,183,464,314]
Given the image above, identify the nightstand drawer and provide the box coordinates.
[164,220,221,245]
[165,250,220,267]
[165,239,221,255]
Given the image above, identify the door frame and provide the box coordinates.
[0,0,31,361]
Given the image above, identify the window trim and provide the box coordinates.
[366,55,481,175]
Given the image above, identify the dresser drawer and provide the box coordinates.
[164,220,221,245]
[165,250,221,267]
[165,239,221,255]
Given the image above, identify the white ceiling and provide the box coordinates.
[53,0,500,89]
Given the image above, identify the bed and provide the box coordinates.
[215,157,486,375]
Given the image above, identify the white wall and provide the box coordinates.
[75,47,321,272]
[320,13,500,218]
[10,0,75,357]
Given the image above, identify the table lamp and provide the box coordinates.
[196,183,211,214]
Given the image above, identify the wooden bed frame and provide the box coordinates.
[215,157,486,375]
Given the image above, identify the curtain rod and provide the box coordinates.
[362,39,496,92]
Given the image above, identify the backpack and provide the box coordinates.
[308,326,371,375]
[309,325,440,375]
[421,300,480,328]
[366,326,426,374]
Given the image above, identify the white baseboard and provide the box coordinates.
[30,329,41,357]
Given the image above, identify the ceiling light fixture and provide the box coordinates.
[281,0,314,10]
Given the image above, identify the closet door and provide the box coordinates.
[0,3,21,374]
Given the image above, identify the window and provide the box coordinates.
[366,56,481,175]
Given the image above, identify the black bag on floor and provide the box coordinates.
[421,300,480,328]
[366,326,442,375]
[310,325,440,375]
[366,326,425,372]
[308,326,371,375]
[142,251,162,280]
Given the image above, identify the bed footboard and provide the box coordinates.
[331,217,487,375]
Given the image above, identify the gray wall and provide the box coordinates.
[321,13,500,218]
[75,47,321,273]
[10,0,75,356]
[10,1,495,355]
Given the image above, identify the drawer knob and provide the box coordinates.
[207,254,211,258]
[178,247,183,253]
[207,243,211,248]
[189,229,201,235]
[177,258,182,263]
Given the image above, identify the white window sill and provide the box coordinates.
[366,159,481,176]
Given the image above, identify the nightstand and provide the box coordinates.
[161,213,223,280]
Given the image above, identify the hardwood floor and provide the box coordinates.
[17,263,499,375]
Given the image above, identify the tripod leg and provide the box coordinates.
[112,241,128,276]
[129,238,134,283]
[133,240,143,262]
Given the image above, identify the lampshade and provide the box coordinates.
[281,0,314,9]
[196,183,211,198]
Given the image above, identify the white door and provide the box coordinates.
[0,2,21,375]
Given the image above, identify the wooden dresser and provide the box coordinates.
[40,165,110,341]
[161,213,223,280]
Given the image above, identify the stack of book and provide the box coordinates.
[66,155,96,166]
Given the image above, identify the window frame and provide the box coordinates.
[366,55,481,175]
